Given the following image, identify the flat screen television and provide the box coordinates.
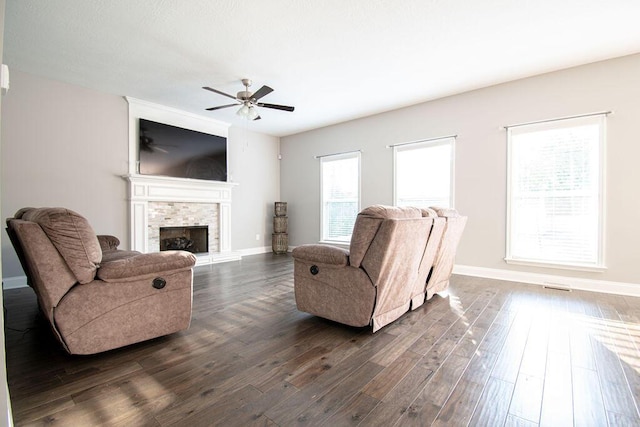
[138,118,227,181]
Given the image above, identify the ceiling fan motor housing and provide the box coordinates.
[237,90,252,101]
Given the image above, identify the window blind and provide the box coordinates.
[321,152,360,242]
[506,114,605,268]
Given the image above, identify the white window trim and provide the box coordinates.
[319,151,361,244]
[392,136,456,208]
[505,114,607,271]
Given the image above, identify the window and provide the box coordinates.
[506,114,606,270]
[393,137,455,208]
[320,152,361,243]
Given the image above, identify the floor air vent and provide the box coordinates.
[542,283,572,292]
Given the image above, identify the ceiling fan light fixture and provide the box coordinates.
[247,106,259,120]
[236,104,250,117]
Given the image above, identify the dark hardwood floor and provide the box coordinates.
[3,253,640,426]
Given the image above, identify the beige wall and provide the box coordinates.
[281,53,640,286]
[0,68,279,425]
[1,70,129,278]
[228,126,280,250]
[1,69,280,280]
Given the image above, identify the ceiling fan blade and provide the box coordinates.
[257,103,295,112]
[206,103,238,111]
[251,85,273,101]
[202,86,237,100]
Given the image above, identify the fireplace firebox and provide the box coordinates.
[159,226,209,254]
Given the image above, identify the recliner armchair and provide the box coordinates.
[293,205,441,331]
[6,207,196,355]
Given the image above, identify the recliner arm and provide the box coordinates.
[97,251,196,282]
[291,244,349,266]
[97,235,120,251]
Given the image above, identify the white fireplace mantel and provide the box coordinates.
[124,174,240,265]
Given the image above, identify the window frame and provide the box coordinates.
[319,151,361,244]
[505,114,607,271]
[392,137,456,209]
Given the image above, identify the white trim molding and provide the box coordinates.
[453,264,640,297]
[2,276,27,289]
[124,174,241,265]
[504,257,607,273]
[238,246,273,257]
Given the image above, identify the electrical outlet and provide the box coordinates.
[255,234,260,241]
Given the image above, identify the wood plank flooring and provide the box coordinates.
[3,253,640,426]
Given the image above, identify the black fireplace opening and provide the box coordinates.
[159,226,208,254]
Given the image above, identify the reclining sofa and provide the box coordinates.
[6,207,196,355]
[292,205,466,332]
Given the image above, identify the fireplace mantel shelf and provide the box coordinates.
[124,174,238,203]
[124,174,238,186]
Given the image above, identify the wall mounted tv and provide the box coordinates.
[138,118,227,182]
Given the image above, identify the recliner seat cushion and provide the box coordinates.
[21,207,102,284]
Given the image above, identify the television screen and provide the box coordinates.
[138,118,227,181]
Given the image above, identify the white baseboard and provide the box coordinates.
[453,264,640,297]
[238,246,273,256]
[239,246,297,256]
[195,251,242,266]
[2,276,28,289]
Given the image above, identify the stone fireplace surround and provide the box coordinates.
[124,174,240,265]
[150,203,217,253]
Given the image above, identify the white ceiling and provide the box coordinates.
[5,1,640,137]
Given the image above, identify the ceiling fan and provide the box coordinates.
[203,78,295,121]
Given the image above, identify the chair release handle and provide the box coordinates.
[152,277,166,289]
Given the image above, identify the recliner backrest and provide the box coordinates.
[6,219,78,322]
[349,205,434,331]
[6,207,105,322]
[20,207,102,284]
[349,205,423,268]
